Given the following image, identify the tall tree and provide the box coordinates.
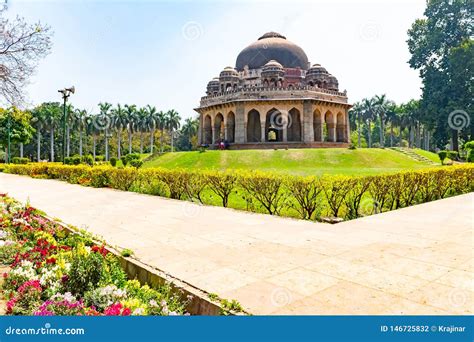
[41,102,61,162]
[145,105,158,154]
[111,104,127,159]
[98,102,112,161]
[166,110,181,152]
[407,0,473,150]
[362,98,376,148]
[157,110,166,153]
[374,94,390,147]
[74,109,88,157]
[0,6,52,105]
[0,106,34,161]
[124,104,137,154]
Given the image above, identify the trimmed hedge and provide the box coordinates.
[3,163,473,221]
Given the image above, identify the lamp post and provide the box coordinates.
[58,86,75,162]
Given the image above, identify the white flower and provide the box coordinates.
[132,308,145,316]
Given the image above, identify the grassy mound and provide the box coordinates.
[143,148,440,176]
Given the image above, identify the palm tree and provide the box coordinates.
[137,107,148,154]
[166,110,181,152]
[124,104,137,154]
[65,104,74,158]
[157,110,166,153]
[362,98,376,148]
[181,117,198,150]
[98,102,113,161]
[374,94,390,147]
[31,105,47,161]
[350,102,363,148]
[385,103,399,148]
[42,102,61,162]
[145,105,158,154]
[111,104,127,159]
[86,114,99,159]
[74,109,88,157]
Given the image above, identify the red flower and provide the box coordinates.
[46,257,56,264]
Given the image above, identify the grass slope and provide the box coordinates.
[143,148,440,176]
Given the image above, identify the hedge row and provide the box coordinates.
[3,163,474,221]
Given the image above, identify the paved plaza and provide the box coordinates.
[1,173,472,314]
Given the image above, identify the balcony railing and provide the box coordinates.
[199,86,348,107]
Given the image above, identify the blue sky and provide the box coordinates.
[7,0,426,119]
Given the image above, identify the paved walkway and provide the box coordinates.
[1,173,472,315]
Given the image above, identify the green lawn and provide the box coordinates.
[143,148,440,176]
[414,148,441,164]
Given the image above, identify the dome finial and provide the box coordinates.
[258,32,286,40]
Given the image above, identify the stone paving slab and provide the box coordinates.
[1,173,472,315]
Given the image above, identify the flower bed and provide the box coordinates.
[0,194,189,316]
[3,163,474,221]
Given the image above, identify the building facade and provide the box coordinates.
[195,32,351,149]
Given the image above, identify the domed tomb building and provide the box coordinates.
[195,32,351,148]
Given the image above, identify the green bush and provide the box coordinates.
[438,151,448,164]
[81,155,94,166]
[120,156,128,166]
[467,149,474,163]
[129,159,143,168]
[11,157,29,164]
[4,163,474,222]
[95,155,105,162]
[109,157,117,167]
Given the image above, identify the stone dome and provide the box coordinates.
[263,59,283,69]
[219,66,238,78]
[235,32,309,71]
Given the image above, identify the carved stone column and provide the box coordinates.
[235,103,245,143]
[303,100,313,142]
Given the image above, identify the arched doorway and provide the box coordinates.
[265,108,283,142]
[288,108,302,142]
[203,115,212,144]
[214,113,224,142]
[336,112,345,142]
[247,109,261,142]
[313,109,322,142]
[227,112,235,143]
[324,111,335,142]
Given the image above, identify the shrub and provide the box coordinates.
[205,171,238,207]
[321,176,352,217]
[71,155,81,165]
[95,155,105,162]
[81,155,94,166]
[109,157,117,167]
[467,149,474,163]
[129,159,143,168]
[239,171,287,215]
[63,245,106,296]
[108,167,138,191]
[286,176,323,220]
[438,151,448,165]
[120,155,128,166]
[11,157,29,164]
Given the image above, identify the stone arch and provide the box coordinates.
[288,108,302,142]
[313,109,323,142]
[203,115,212,144]
[324,111,335,142]
[226,112,235,143]
[214,113,224,142]
[265,108,283,142]
[247,109,261,142]
[336,112,345,142]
